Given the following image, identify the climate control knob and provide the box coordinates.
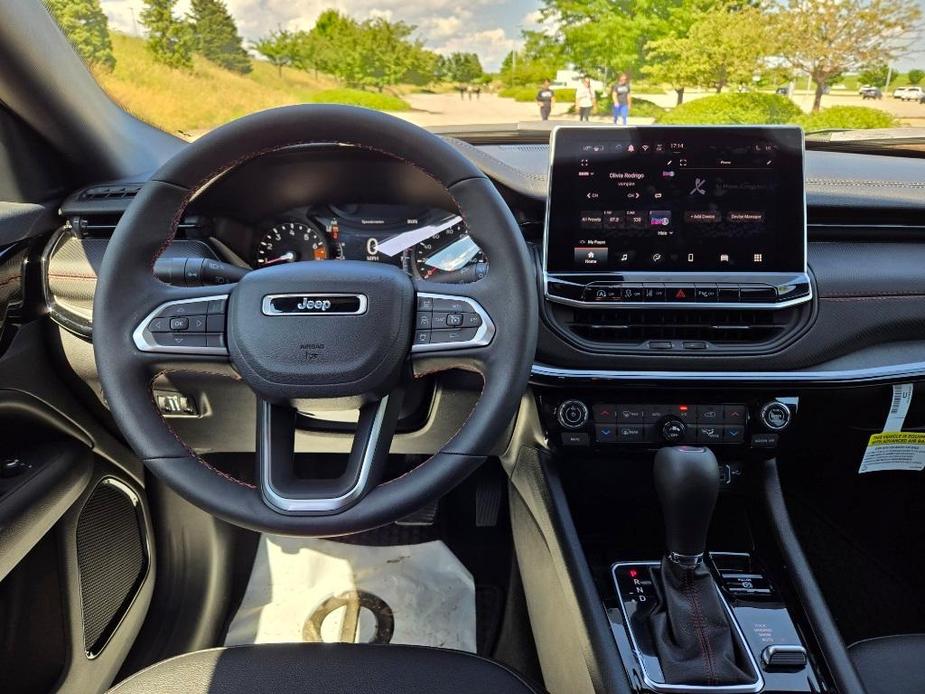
[660,417,687,443]
[760,401,791,431]
[557,400,589,430]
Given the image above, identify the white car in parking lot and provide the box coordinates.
[894,86,925,101]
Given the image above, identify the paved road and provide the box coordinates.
[392,90,925,128]
[391,92,652,127]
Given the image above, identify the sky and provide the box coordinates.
[99,0,925,72]
[99,0,545,71]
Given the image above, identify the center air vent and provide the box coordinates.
[559,305,806,350]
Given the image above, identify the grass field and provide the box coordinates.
[93,34,410,137]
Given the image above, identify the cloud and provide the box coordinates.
[100,0,532,70]
[418,16,463,39]
[435,28,518,68]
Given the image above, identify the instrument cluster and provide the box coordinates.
[251,203,487,283]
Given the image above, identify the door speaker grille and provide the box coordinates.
[76,478,147,657]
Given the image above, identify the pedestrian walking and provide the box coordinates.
[536,79,555,121]
[611,73,631,125]
[575,76,595,122]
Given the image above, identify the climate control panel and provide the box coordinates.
[543,396,794,450]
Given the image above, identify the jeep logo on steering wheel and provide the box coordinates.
[261,293,368,316]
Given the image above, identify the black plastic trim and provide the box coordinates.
[760,459,867,694]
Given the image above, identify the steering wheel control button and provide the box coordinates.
[156,333,207,348]
[410,293,494,353]
[430,328,477,344]
[414,330,431,345]
[134,295,230,355]
[432,297,469,313]
[463,312,482,328]
[206,314,225,332]
[760,402,791,430]
[557,400,589,429]
[416,295,434,311]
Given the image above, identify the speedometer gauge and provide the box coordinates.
[412,219,487,282]
[255,221,339,267]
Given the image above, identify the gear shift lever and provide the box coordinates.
[653,446,720,565]
[647,446,753,686]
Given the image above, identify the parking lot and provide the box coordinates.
[393,89,925,128]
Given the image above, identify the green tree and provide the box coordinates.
[774,0,922,111]
[441,53,484,83]
[907,68,924,85]
[141,0,194,70]
[645,3,769,98]
[537,0,713,79]
[299,10,433,90]
[310,10,364,85]
[45,0,116,70]
[254,29,295,76]
[859,63,891,87]
[188,0,251,73]
[359,18,421,91]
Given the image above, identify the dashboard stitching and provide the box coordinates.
[446,138,548,184]
[146,368,256,489]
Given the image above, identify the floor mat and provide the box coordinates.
[224,535,476,652]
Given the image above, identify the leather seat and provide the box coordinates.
[848,633,925,694]
[108,643,542,694]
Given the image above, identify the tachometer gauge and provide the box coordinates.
[254,221,339,267]
[412,219,487,282]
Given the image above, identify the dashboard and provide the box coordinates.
[44,131,925,386]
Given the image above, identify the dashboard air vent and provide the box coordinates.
[69,213,207,237]
[78,184,143,201]
[564,306,796,346]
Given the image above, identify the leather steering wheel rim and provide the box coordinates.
[92,105,537,536]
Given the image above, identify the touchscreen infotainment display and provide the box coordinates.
[545,126,805,274]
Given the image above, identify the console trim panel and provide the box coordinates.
[612,561,764,694]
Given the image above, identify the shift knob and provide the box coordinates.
[653,446,720,564]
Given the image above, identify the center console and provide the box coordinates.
[523,127,827,694]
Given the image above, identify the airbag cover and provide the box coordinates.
[227,261,413,400]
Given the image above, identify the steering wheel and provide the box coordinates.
[92,105,537,536]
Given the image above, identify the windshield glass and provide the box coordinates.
[45,0,925,141]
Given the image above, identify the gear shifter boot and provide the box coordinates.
[648,556,753,686]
